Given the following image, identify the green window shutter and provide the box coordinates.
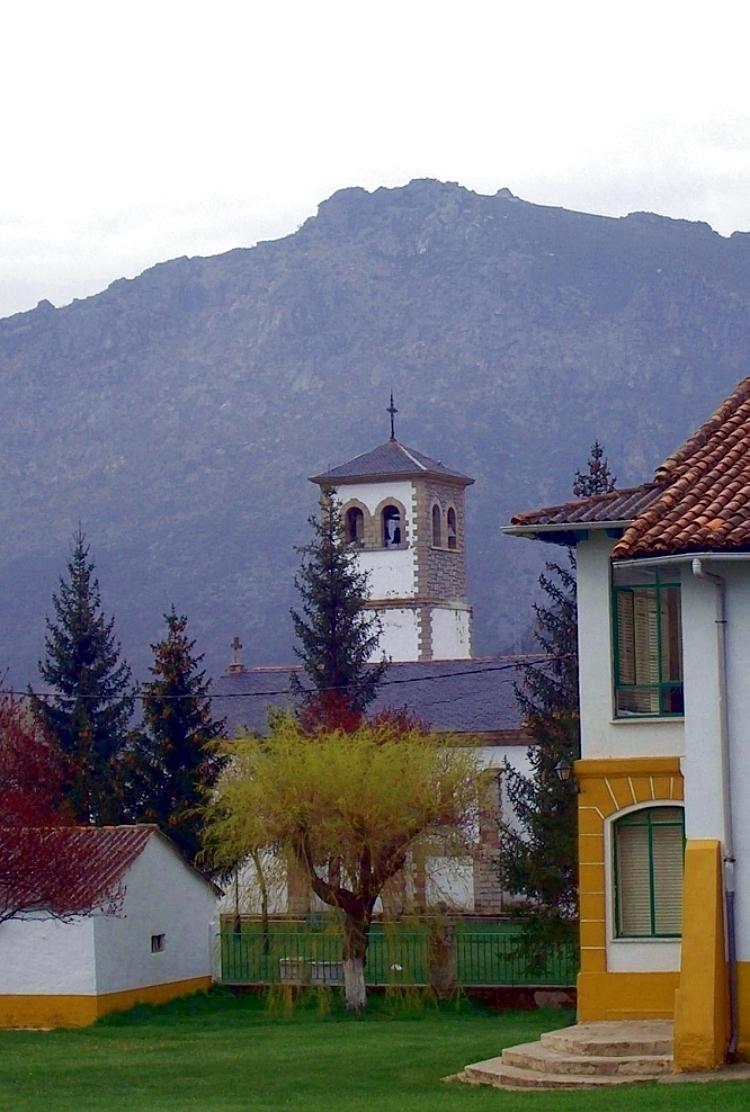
[614,807,684,937]
[616,823,651,934]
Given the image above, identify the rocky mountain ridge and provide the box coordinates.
[3,179,750,687]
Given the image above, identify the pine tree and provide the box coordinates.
[500,442,617,965]
[290,487,387,720]
[122,609,226,863]
[31,528,134,824]
[573,439,617,498]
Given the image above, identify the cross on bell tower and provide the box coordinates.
[387,392,398,441]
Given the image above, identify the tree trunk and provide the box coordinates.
[342,913,369,1011]
[250,849,270,955]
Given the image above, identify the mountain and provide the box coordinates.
[3,179,750,687]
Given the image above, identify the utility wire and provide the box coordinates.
[2,654,566,703]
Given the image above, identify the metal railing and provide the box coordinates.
[219,924,578,987]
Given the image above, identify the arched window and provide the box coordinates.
[447,506,457,550]
[382,504,402,547]
[432,504,442,547]
[345,506,364,546]
[613,806,684,937]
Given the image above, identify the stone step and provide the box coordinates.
[542,1020,673,1058]
[463,1057,659,1091]
[502,1040,671,1077]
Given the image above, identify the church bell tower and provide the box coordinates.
[310,398,474,662]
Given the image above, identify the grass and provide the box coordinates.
[0,989,747,1111]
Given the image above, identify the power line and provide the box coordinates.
[2,654,564,704]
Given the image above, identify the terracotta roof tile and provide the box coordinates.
[509,484,662,528]
[614,376,750,557]
[0,825,155,916]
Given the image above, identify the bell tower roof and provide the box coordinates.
[310,439,474,487]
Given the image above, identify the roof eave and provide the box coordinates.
[310,472,474,487]
[504,519,632,543]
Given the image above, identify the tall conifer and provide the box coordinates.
[32,528,134,824]
[500,442,616,963]
[123,609,226,863]
[291,487,386,719]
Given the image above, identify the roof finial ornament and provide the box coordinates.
[387,391,398,441]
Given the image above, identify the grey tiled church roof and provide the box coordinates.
[212,657,533,741]
[310,439,474,486]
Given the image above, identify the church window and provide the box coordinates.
[447,507,457,549]
[613,806,684,937]
[382,505,402,547]
[345,506,364,546]
[432,504,442,547]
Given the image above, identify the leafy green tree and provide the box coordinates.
[290,487,386,720]
[500,442,617,964]
[122,609,226,863]
[205,713,478,1011]
[31,528,134,824]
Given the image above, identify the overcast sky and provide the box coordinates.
[3,0,750,319]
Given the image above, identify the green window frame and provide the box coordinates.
[612,569,683,717]
[613,806,685,938]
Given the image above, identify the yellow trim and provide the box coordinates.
[737,963,750,1061]
[573,756,684,1013]
[0,977,212,1029]
[673,840,727,1071]
[575,757,682,779]
[577,972,679,1021]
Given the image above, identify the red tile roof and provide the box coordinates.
[614,376,750,557]
[509,484,662,529]
[0,825,155,919]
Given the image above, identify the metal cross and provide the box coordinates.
[230,636,243,667]
[387,391,398,440]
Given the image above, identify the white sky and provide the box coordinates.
[3,0,750,319]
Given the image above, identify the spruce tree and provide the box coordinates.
[32,528,134,824]
[573,439,617,498]
[291,487,387,719]
[123,609,226,863]
[500,442,616,965]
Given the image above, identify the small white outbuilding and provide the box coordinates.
[0,825,219,1028]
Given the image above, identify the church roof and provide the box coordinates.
[310,439,474,486]
[212,657,531,740]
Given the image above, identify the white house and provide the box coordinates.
[0,825,219,1028]
[508,375,750,1069]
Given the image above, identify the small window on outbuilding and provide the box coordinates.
[432,504,442,547]
[151,933,166,953]
[345,506,364,546]
[382,505,402,547]
[447,507,457,549]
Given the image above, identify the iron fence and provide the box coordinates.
[218,923,578,987]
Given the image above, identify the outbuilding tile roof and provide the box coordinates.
[310,439,473,486]
[213,657,535,739]
[1,825,155,916]
[614,376,750,557]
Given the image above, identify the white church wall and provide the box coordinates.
[377,607,420,661]
[338,480,417,599]
[430,606,472,659]
[425,856,475,910]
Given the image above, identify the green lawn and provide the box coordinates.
[0,990,747,1111]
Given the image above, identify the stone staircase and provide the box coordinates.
[460,1020,674,1091]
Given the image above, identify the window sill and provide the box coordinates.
[429,545,459,553]
[610,716,684,726]
[610,935,681,943]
